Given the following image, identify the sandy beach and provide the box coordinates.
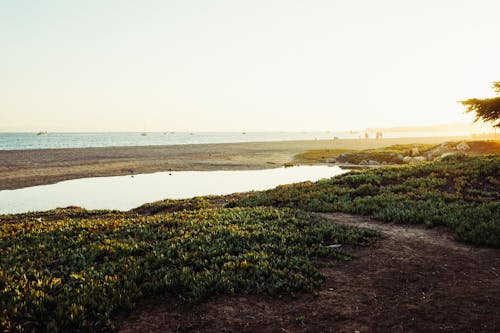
[0,136,471,190]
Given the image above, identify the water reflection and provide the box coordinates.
[0,166,347,214]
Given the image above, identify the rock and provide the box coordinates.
[403,156,412,163]
[337,154,349,163]
[359,160,369,165]
[396,154,404,161]
[325,158,337,163]
[367,160,380,165]
[410,147,420,156]
[413,156,426,162]
[456,142,470,151]
[441,152,457,159]
[403,156,413,163]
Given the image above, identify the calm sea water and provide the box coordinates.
[0,166,347,214]
[0,131,472,150]
[0,132,347,150]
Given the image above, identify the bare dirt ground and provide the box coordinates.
[0,136,470,190]
[116,213,500,333]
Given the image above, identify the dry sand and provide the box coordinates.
[0,136,469,190]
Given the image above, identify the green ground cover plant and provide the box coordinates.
[0,207,376,332]
[231,155,500,247]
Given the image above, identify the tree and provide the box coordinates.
[461,81,500,128]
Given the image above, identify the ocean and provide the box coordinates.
[0,132,350,150]
[0,131,472,151]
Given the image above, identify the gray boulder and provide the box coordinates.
[337,154,349,163]
[403,156,413,163]
[441,152,457,159]
[456,142,471,151]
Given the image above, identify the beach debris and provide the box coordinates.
[327,244,342,248]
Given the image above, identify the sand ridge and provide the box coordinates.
[0,136,470,190]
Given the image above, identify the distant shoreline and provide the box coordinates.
[0,131,493,151]
[0,136,477,190]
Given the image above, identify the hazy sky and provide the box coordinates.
[1,0,499,132]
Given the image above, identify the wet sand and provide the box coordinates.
[0,136,469,190]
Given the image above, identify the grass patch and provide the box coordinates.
[0,207,376,332]
[295,149,351,163]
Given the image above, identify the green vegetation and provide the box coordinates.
[1,149,498,331]
[295,144,436,164]
[0,207,376,332]
[461,81,500,127]
[294,148,351,163]
[231,154,500,247]
[295,141,500,165]
[132,195,243,215]
[0,208,133,224]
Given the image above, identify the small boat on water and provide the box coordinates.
[141,133,147,136]
[37,132,48,136]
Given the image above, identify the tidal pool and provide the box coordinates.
[0,166,347,214]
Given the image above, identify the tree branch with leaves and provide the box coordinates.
[461,81,500,128]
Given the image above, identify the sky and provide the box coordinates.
[1,0,499,132]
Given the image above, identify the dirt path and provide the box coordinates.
[116,213,500,333]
